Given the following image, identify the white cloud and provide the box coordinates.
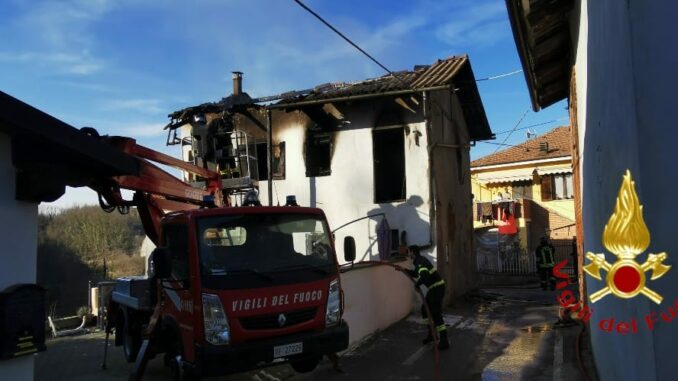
[435,1,510,47]
[0,0,116,76]
[0,51,104,75]
[101,99,165,114]
[116,122,167,137]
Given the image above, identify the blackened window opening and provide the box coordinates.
[255,142,286,181]
[373,127,406,203]
[256,143,268,181]
[305,130,332,177]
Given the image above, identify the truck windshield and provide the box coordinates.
[197,213,335,277]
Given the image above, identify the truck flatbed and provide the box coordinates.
[111,276,153,311]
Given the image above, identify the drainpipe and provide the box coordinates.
[266,109,273,206]
[422,91,436,249]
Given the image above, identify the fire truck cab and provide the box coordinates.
[89,130,353,379]
[112,205,352,378]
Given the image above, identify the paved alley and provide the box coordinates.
[36,284,585,381]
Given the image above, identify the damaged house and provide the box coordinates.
[166,55,493,344]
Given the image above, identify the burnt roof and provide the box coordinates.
[168,55,493,141]
[471,126,571,168]
[279,55,469,103]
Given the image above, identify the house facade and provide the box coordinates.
[506,1,678,380]
[471,126,575,254]
[0,92,139,380]
[168,55,493,344]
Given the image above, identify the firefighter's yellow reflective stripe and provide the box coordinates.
[430,280,445,289]
[417,267,430,275]
[436,324,446,332]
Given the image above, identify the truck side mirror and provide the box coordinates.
[343,236,356,262]
[151,247,172,279]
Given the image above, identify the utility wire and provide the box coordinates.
[493,117,569,136]
[292,0,406,85]
[475,69,523,82]
[493,108,530,154]
[479,141,522,148]
[293,0,521,88]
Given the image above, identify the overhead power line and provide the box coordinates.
[294,0,522,88]
[493,117,569,136]
[478,141,521,148]
[475,69,523,82]
[292,0,401,81]
[493,107,530,154]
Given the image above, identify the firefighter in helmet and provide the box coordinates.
[535,236,556,290]
[399,245,449,350]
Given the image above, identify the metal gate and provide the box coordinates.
[552,241,576,276]
[476,228,576,276]
[476,228,536,275]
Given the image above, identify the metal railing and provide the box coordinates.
[477,238,575,276]
[477,243,536,275]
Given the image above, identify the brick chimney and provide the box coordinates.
[232,71,243,95]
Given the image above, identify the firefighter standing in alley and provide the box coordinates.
[535,236,556,290]
[399,245,449,350]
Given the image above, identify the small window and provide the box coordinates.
[305,130,331,177]
[373,127,406,203]
[256,142,286,181]
[512,181,532,199]
[541,175,553,201]
[541,174,574,201]
[163,224,189,280]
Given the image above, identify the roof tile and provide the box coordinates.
[471,126,571,168]
[281,56,468,103]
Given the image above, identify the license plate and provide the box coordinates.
[273,342,303,358]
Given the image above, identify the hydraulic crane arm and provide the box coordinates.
[88,133,223,245]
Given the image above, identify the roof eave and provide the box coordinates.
[505,0,541,112]
[471,155,572,171]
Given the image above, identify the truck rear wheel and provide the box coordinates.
[122,316,141,363]
[290,356,321,373]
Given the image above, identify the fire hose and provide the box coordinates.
[343,260,442,381]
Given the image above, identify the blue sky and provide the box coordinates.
[0,0,567,209]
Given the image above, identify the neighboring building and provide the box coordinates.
[167,55,493,344]
[506,1,678,380]
[0,92,138,380]
[471,126,575,254]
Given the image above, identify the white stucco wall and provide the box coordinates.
[340,264,416,345]
[575,1,678,379]
[0,133,38,380]
[257,123,433,260]
[255,122,431,344]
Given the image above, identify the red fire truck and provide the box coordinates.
[93,132,352,379]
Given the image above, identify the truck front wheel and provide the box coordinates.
[290,356,321,373]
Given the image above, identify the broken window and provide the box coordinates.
[255,142,286,181]
[373,127,406,203]
[305,130,331,177]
